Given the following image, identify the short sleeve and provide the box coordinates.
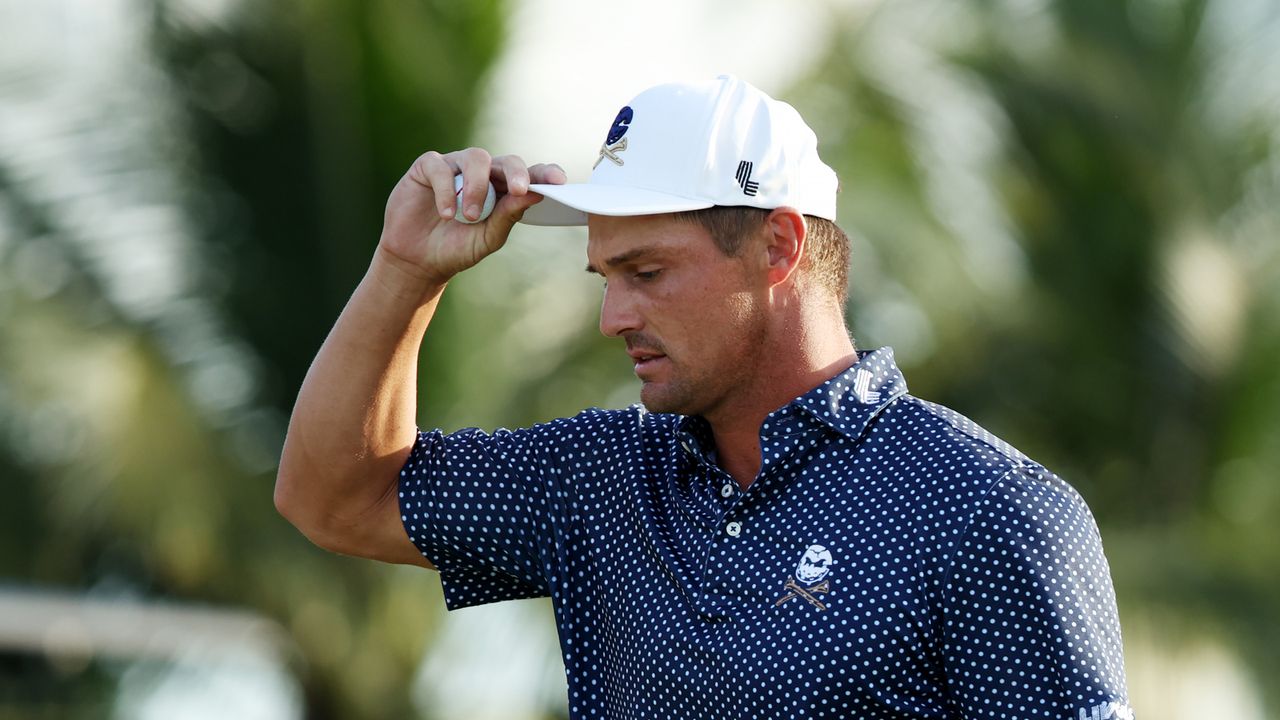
[941,465,1133,720]
[397,415,594,610]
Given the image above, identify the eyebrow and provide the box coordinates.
[584,246,663,275]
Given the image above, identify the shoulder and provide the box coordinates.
[524,404,680,445]
[861,394,1094,560]
[967,462,1101,548]
[450,404,681,462]
[890,396,1084,513]
[405,406,682,481]
[877,394,1031,470]
[422,404,676,444]
[858,394,1034,508]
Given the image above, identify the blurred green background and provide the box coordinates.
[1,0,1278,718]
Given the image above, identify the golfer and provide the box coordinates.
[276,75,1133,719]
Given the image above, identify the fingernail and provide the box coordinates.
[466,205,480,220]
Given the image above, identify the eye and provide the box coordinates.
[634,269,662,282]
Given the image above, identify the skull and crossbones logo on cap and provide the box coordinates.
[775,544,834,611]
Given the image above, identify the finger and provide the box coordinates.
[484,162,566,225]
[491,162,559,221]
[490,154,530,196]
[528,162,568,186]
[455,147,493,221]
[409,151,461,220]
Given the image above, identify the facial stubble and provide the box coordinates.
[637,289,768,419]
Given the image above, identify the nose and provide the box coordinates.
[599,282,641,338]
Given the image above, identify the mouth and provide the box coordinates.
[627,349,668,376]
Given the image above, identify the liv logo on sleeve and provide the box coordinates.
[1078,701,1135,720]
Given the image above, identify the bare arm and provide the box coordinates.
[274,148,565,566]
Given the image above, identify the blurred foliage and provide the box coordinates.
[1,0,1278,717]
[1,0,510,717]
[790,0,1280,711]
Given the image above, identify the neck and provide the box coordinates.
[705,297,856,488]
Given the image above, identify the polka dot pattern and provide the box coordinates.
[399,347,1132,718]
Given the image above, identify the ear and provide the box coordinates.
[761,207,807,288]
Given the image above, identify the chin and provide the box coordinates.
[639,380,703,416]
[638,384,676,414]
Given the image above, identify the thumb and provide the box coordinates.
[482,187,546,242]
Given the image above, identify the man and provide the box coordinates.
[276,76,1133,719]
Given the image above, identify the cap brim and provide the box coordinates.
[519,183,714,226]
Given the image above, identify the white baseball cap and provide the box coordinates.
[521,75,839,226]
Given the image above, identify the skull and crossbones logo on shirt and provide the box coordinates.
[775,544,835,611]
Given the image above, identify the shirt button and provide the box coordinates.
[725,521,742,537]
[720,483,735,498]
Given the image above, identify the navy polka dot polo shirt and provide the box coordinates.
[398,348,1133,719]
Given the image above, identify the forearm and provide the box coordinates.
[275,245,444,549]
[274,148,561,562]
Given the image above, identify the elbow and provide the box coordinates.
[273,462,362,556]
[272,438,414,562]
[273,436,331,541]
[273,458,330,545]
[273,464,308,531]
[274,472,337,553]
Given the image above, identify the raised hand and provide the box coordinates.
[378,148,567,285]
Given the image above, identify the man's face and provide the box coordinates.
[586,213,768,418]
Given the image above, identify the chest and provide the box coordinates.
[565,439,947,717]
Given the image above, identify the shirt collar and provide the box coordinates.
[676,346,909,452]
[786,347,908,441]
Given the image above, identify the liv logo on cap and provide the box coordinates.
[523,75,839,226]
[735,160,759,197]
